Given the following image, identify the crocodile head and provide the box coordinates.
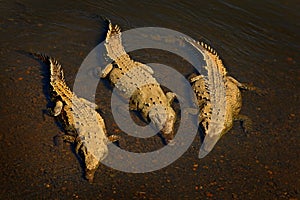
[78,141,108,183]
[149,104,176,144]
[83,151,99,183]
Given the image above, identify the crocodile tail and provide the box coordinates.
[105,20,122,42]
[105,20,128,60]
[197,40,227,137]
[198,41,227,77]
[32,53,65,83]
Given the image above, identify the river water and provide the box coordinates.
[0,0,299,199]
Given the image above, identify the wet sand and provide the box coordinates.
[0,1,299,199]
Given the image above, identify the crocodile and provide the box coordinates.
[100,21,177,143]
[184,39,258,158]
[33,53,118,182]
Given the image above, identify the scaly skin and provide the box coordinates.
[185,40,256,158]
[190,73,250,136]
[100,21,176,143]
[34,53,118,182]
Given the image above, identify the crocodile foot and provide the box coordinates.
[53,132,76,146]
[108,135,120,142]
[232,78,267,96]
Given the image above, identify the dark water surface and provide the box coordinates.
[1,0,299,199]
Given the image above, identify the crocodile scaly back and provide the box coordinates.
[184,39,227,158]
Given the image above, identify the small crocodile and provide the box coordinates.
[184,39,258,158]
[100,21,176,143]
[33,53,118,182]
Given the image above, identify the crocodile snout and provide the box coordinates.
[85,168,97,183]
[149,105,176,144]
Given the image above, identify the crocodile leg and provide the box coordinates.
[166,92,176,105]
[47,100,63,116]
[53,100,63,116]
[64,124,76,134]
[227,76,266,95]
[75,137,83,155]
[61,135,76,143]
[107,135,120,143]
[137,62,154,74]
[189,74,204,83]
[100,63,114,78]
[53,132,76,146]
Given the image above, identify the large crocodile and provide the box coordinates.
[184,39,258,158]
[33,53,118,182]
[100,21,177,143]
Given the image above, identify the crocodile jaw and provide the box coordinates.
[80,144,107,183]
[149,106,176,143]
[161,112,176,143]
[198,134,221,158]
[83,152,100,183]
